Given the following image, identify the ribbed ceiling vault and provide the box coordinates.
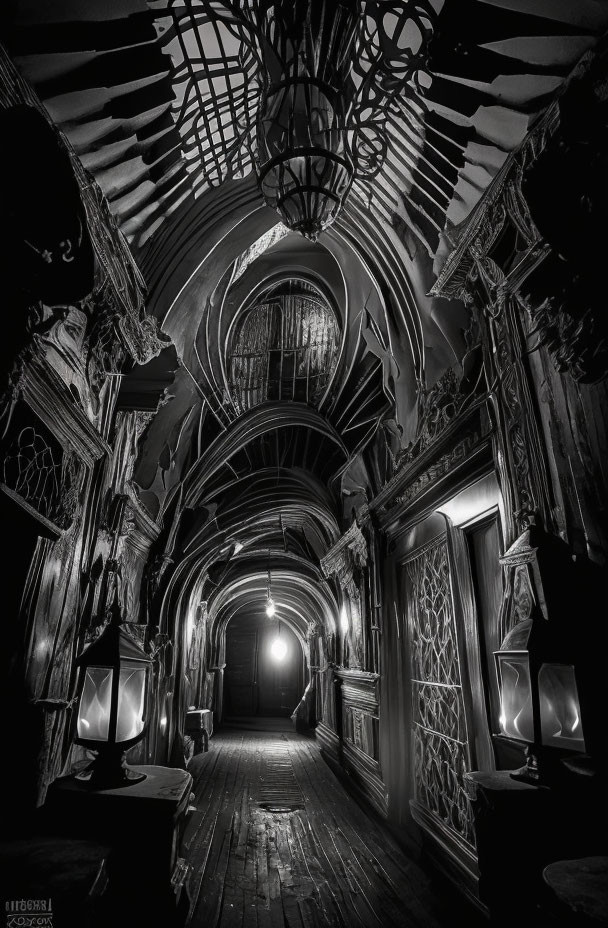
[6,0,606,254]
[5,0,607,642]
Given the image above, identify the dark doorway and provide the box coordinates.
[224,614,305,719]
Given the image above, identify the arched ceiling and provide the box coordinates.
[4,0,607,640]
[5,0,606,254]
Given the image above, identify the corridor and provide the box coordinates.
[182,729,465,928]
[2,4,607,925]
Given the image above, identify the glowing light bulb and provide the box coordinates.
[270,637,287,661]
[266,597,276,618]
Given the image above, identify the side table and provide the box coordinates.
[464,770,556,925]
[45,765,193,926]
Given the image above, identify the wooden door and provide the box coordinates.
[224,628,258,716]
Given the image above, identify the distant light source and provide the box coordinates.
[266,597,276,618]
[270,637,287,662]
[340,605,349,635]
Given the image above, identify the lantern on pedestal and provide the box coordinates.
[494,531,586,783]
[75,617,152,789]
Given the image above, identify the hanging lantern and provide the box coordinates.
[265,552,276,617]
[255,0,358,240]
[75,619,152,789]
[256,80,354,240]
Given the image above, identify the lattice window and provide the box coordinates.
[1,407,81,532]
[228,279,339,412]
[405,534,475,847]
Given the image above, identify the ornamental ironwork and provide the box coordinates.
[1,417,81,531]
[151,0,437,238]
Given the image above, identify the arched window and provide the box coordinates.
[228,279,339,412]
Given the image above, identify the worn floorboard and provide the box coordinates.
[182,729,455,928]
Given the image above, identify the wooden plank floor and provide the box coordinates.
[181,729,457,928]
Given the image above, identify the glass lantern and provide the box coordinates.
[256,79,354,240]
[495,618,587,782]
[495,620,536,743]
[75,621,152,788]
[539,663,585,753]
[494,618,542,781]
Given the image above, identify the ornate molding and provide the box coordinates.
[398,368,468,466]
[19,353,110,466]
[431,102,557,303]
[320,521,368,589]
[334,669,380,713]
[370,399,493,525]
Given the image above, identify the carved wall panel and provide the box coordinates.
[334,668,387,815]
[1,405,82,534]
[321,521,368,668]
[404,534,475,849]
[343,705,378,760]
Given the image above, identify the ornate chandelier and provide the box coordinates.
[157,0,437,240]
[254,0,436,240]
[255,0,358,240]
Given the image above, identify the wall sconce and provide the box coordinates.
[75,619,152,789]
[340,604,349,636]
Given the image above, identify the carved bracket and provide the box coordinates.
[320,522,368,589]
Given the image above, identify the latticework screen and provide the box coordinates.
[405,534,475,847]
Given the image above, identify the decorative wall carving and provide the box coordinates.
[321,522,369,669]
[371,400,493,532]
[395,425,483,510]
[432,43,608,386]
[1,418,81,533]
[334,668,387,815]
[405,534,475,849]
[399,369,468,466]
[320,521,368,581]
